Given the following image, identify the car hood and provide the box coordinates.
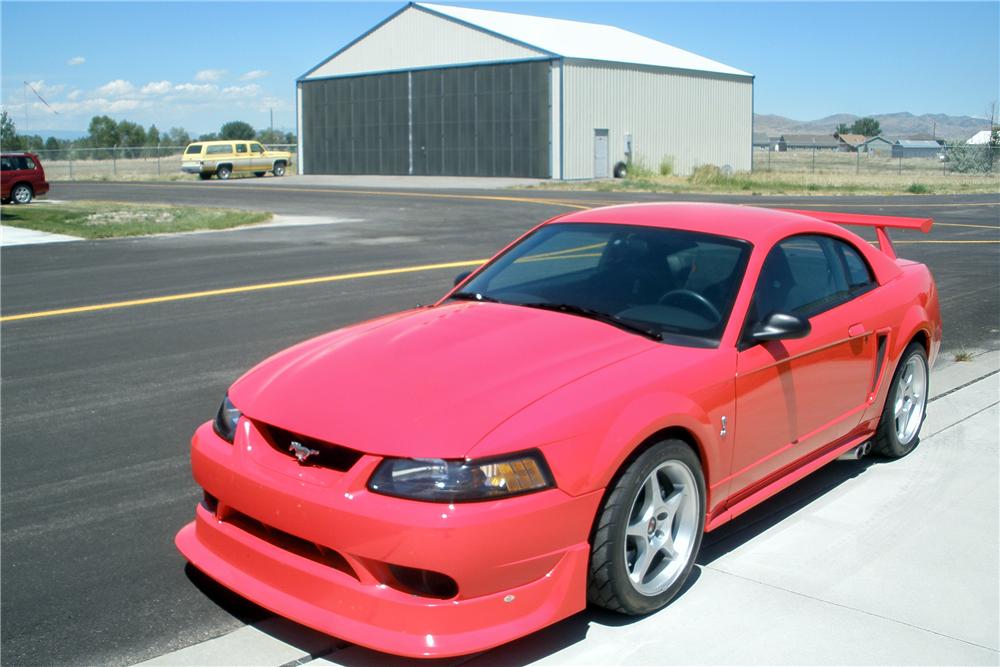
[229,302,656,459]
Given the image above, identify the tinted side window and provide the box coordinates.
[250,143,264,154]
[235,144,247,154]
[753,235,850,319]
[0,157,13,171]
[22,157,36,170]
[185,144,203,155]
[836,240,875,290]
[206,145,232,155]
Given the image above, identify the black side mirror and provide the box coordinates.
[749,312,811,342]
[453,270,472,287]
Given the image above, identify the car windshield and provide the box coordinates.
[455,222,752,347]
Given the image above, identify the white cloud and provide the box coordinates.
[27,80,66,96]
[97,79,136,97]
[221,84,262,98]
[194,69,226,82]
[67,56,85,66]
[173,83,216,95]
[67,89,83,101]
[141,80,173,95]
[240,70,269,81]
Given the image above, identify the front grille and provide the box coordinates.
[223,508,359,581]
[258,423,363,472]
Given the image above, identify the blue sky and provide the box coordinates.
[2,1,998,137]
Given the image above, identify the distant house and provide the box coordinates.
[859,136,894,156]
[752,132,771,149]
[835,133,867,152]
[892,140,943,159]
[780,134,840,151]
[966,130,994,145]
[903,133,945,145]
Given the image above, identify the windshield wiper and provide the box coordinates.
[517,302,662,341]
[449,291,502,303]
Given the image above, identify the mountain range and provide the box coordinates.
[754,112,989,141]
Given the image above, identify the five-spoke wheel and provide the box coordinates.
[589,440,705,614]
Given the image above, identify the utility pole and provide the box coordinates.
[270,107,274,135]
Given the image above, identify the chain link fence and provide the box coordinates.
[752,144,998,177]
[30,144,297,180]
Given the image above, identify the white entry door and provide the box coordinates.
[594,129,609,178]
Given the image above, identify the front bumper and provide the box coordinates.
[176,421,600,657]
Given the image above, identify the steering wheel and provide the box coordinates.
[658,289,721,322]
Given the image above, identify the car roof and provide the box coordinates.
[551,202,850,247]
[188,140,257,145]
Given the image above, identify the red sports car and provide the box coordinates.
[176,203,941,657]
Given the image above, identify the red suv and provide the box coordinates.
[1,152,49,204]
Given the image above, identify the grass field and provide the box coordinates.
[0,201,272,239]
[538,154,999,196]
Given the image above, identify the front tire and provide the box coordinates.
[588,440,705,615]
[874,342,929,458]
[272,162,286,177]
[11,183,33,204]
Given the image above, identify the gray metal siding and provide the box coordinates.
[561,61,752,178]
[301,61,551,177]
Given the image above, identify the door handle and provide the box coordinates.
[848,323,867,338]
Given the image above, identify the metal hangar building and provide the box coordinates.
[296,2,753,179]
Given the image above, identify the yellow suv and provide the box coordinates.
[181,140,292,180]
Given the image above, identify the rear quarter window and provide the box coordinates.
[185,144,203,155]
[206,145,232,155]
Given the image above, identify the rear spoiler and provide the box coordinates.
[778,209,933,260]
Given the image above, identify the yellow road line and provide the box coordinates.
[0,259,486,323]
[106,182,593,210]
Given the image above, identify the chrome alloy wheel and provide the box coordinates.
[894,354,928,445]
[624,460,699,596]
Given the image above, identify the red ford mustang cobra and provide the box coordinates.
[176,203,941,657]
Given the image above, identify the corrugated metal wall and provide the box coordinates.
[303,6,543,80]
[301,61,551,177]
[561,61,753,178]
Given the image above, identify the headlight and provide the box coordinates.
[212,394,241,443]
[367,451,554,502]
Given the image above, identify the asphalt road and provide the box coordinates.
[1,182,998,666]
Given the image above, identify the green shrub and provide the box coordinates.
[906,183,931,194]
[624,157,656,180]
[688,164,724,184]
[659,156,675,176]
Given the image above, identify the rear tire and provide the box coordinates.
[254,171,266,177]
[216,165,232,180]
[272,162,286,177]
[198,172,212,180]
[588,440,705,615]
[873,342,929,458]
[11,183,33,204]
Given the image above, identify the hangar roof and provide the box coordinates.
[418,3,751,77]
[300,2,751,81]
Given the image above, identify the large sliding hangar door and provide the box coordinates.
[300,60,550,177]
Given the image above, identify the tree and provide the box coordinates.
[219,120,255,140]
[851,117,881,137]
[1,110,22,149]
[146,124,161,147]
[44,136,61,151]
[835,122,851,135]
[165,127,191,147]
[88,115,120,147]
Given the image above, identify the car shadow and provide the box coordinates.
[188,457,882,666]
